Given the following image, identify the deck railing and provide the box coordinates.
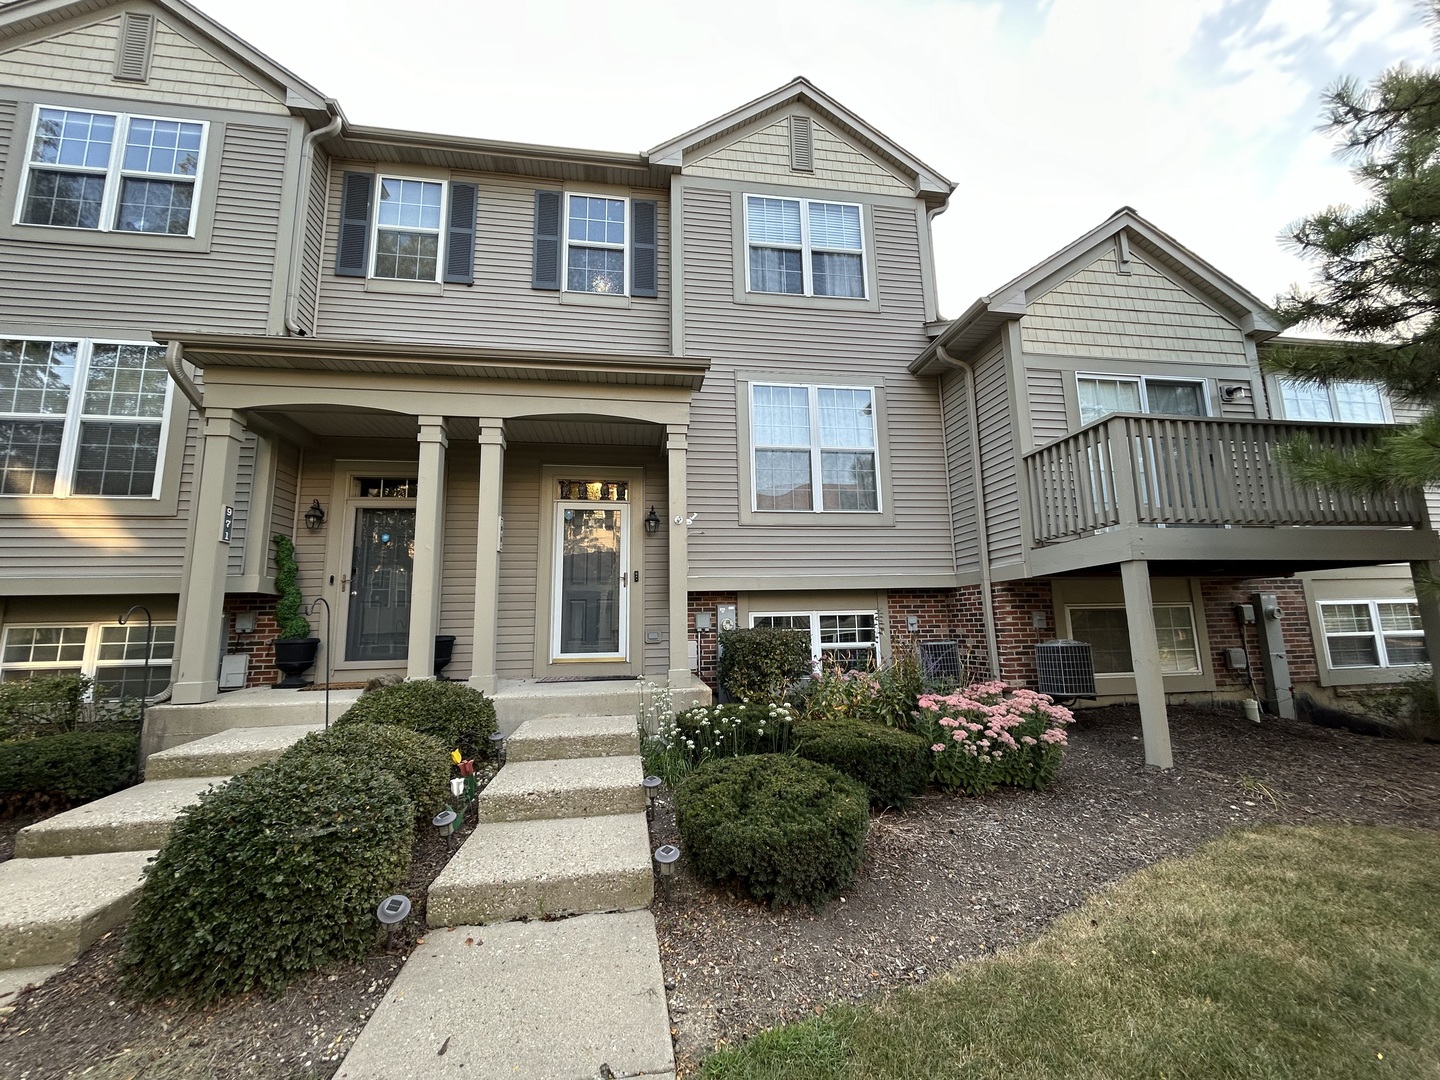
[1024,413,1426,544]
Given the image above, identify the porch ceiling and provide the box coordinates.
[252,408,664,447]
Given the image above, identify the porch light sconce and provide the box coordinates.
[303,499,326,531]
[644,506,661,535]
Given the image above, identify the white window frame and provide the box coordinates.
[1076,373,1210,426]
[563,192,630,296]
[743,195,868,299]
[1318,599,1426,670]
[749,610,879,667]
[16,104,208,237]
[1065,603,1203,676]
[1,621,176,698]
[748,381,880,514]
[1277,379,1392,424]
[0,336,174,500]
[368,174,448,283]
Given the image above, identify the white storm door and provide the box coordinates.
[551,502,629,660]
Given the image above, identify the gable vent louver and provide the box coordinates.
[115,11,155,82]
[789,115,814,173]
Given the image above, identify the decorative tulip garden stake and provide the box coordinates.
[441,749,480,838]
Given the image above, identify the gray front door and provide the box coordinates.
[345,506,416,662]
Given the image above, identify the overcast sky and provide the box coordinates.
[197,0,1435,319]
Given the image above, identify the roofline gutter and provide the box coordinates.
[285,103,343,336]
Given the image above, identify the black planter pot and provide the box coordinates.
[273,637,321,689]
[434,635,457,678]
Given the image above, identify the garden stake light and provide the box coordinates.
[376,893,411,950]
[433,808,458,850]
[654,844,680,878]
[643,774,662,820]
[489,729,506,764]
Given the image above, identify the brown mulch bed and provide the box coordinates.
[648,704,1440,1072]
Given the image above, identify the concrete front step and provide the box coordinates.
[504,714,639,762]
[141,687,363,757]
[336,911,674,1080]
[477,755,645,823]
[0,850,156,969]
[144,723,321,780]
[427,812,653,927]
[13,776,227,858]
[492,677,709,734]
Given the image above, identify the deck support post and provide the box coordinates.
[1120,559,1173,769]
[406,416,448,681]
[469,420,506,697]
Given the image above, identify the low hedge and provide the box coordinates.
[283,723,449,821]
[717,627,812,702]
[123,753,412,1003]
[0,730,137,805]
[793,718,930,808]
[336,679,497,760]
[676,754,868,908]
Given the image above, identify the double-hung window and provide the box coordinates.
[0,338,170,498]
[751,383,878,512]
[745,196,865,298]
[1077,374,1207,425]
[372,177,445,281]
[750,611,878,670]
[1278,380,1389,423]
[1319,600,1427,668]
[566,194,627,294]
[1,622,175,697]
[19,106,205,235]
[1067,605,1202,676]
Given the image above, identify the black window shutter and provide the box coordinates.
[335,171,374,277]
[532,190,562,290]
[444,181,477,285]
[632,199,658,298]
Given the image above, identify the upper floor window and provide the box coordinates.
[566,195,627,294]
[1077,374,1207,426]
[372,177,445,281]
[745,195,865,298]
[0,338,170,498]
[335,172,477,286]
[751,382,878,512]
[18,106,205,236]
[1278,379,1389,423]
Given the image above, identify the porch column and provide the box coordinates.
[1411,561,1440,737]
[667,425,690,687]
[171,408,247,705]
[1120,559,1173,769]
[469,420,506,696]
[406,416,448,681]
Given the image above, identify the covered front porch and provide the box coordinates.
[159,334,709,705]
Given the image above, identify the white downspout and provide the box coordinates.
[936,343,1001,680]
[284,107,343,337]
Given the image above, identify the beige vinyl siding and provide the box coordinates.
[1023,248,1249,363]
[314,171,671,354]
[974,336,1022,566]
[0,16,286,114]
[642,469,669,675]
[1027,368,1069,444]
[294,149,330,336]
[225,433,259,577]
[271,442,300,553]
[682,185,953,582]
[0,121,288,333]
[1218,380,1258,418]
[687,115,912,196]
[439,443,480,681]
[939,367,978,575]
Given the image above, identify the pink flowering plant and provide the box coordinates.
[913,680,1073,795]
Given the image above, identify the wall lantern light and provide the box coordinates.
[644,506,661,535]
[303,499,327,531]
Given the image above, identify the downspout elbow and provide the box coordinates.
[284,108,343,337]
[164,341,203,411]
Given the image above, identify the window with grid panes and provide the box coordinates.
[1319,600,1427,668]
[1278,380,1389,423]
[745,195,865,298]
[750,612,878,670]
[1,623,174,697]
[372,177,444,281]
[0,338,170,497]
[19,106,205,235]
[1067,605,1202,675]
[566,195,627,294]
[751,383,878,512]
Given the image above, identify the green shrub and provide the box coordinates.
[123,753,412,1003]
[283,723,449,820]
[337,679,497,760]
[676,754,869,908]
[792,718,930,808]
[0,674,91,738]
[718,627,812,702]
[0,730,137,804]
[272,533,312,640]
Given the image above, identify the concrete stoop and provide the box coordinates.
[0,850,156,968]
[143,723,321,780]
[505,713,639,762]
[477,755,646,822]
[336,911,675,1080]
[427,812,653,926]
[14,776,228,858]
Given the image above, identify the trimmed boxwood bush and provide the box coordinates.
[283,723,449,821]
[336,679,497,760]
[717,627,812,702]
[676,754,869,908]
[0,730,137,805]
[123,753,412,1003]
[792,718,930,808]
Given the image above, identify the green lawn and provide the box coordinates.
[700,826,1440,1080]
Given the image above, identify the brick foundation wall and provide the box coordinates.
[883,588,962,645]
[687,591,737,692]
[956,580,1057,687]
[1199,578,1317,701]
[223,594,281,688]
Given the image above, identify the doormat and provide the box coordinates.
[535,675,640,683]
[299,681,371,691]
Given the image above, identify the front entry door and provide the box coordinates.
[346,506,417,662]
[551,503,629,660]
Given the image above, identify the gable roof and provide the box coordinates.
[911,207,1284,373]
[648,76,954,208]
[0,0,333,117]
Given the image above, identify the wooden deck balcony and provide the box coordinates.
[1022,414,1438,574]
